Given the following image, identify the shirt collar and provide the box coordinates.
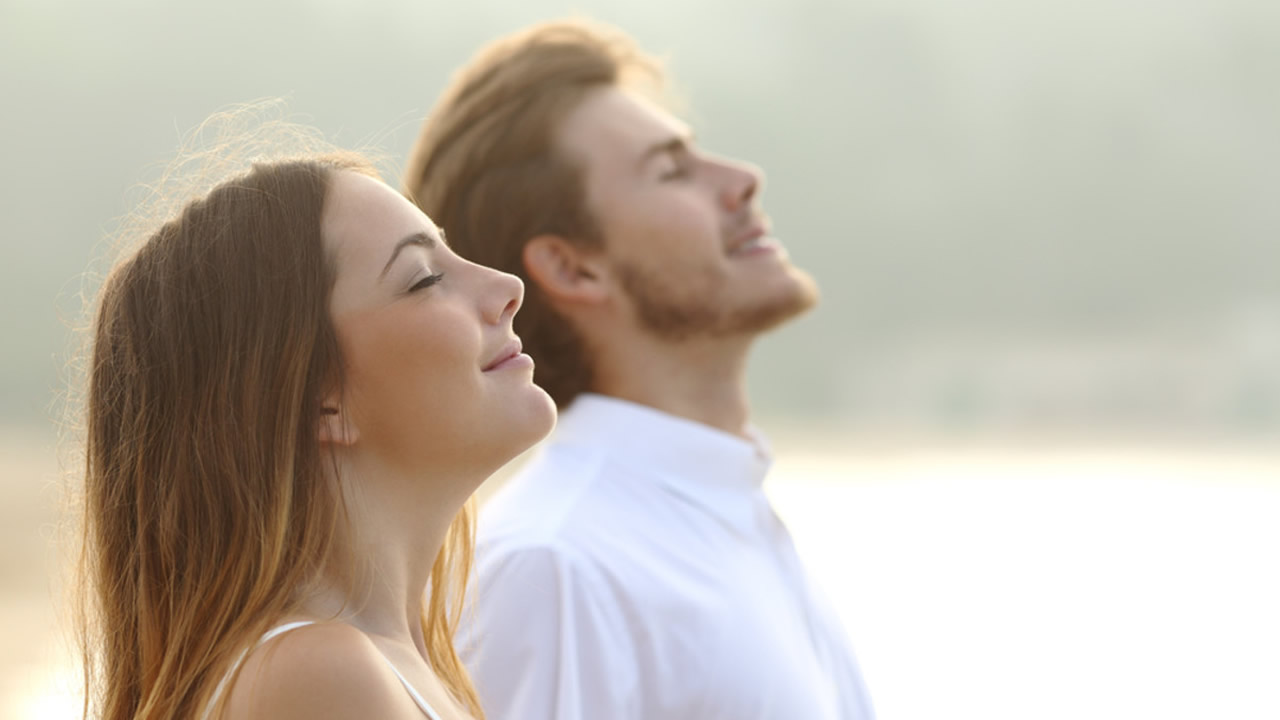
[551,393,773,492]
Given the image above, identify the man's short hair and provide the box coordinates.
[403,19,663,408]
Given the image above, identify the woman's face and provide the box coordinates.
[321,170,555,479]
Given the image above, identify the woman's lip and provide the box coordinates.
[483,338,525,371]
[485,352,534,372]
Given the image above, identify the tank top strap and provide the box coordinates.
[257,620,317,644]
[201,620,318,720]
[202,620,443,719]
[378,654,446,720]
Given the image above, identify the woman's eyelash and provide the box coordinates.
[410,272,444,292]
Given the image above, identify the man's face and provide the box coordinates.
[556,86,818,342]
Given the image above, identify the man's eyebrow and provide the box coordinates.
[636,134,694,170]
[379,231,437,279]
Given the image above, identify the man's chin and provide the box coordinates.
[620,260,819,341]
[770,264,820,312]
[724,270,820,336]
[786,266,820,312]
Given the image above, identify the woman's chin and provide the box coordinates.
[483,385,557,473]
[513,385,558,451]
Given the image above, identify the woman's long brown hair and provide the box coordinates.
[79,148,483,719]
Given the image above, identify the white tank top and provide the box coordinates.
[202,620,445,719]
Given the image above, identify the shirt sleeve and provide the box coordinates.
[459,542,641,720]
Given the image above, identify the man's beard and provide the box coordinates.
[614,259,819,343]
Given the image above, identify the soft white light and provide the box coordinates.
[768,449,1280,720]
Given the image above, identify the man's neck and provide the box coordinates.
[591,334,754,438]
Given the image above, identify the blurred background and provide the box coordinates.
[2,0,1277,717]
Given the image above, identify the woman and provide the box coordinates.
[79,145,555,719]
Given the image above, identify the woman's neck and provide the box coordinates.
[298,449,473,658]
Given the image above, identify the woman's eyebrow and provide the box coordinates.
[380,231,437,279]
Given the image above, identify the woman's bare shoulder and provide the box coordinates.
[222,622,422,720]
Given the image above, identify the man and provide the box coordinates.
[404,19,874,720]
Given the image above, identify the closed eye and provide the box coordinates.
[409,273,444,292]
[659,163,690,181]
[658,147,695,181]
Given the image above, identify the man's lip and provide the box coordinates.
[727,220,771,254]
[483,338,523,371]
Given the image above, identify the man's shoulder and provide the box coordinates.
[479,440,626,546]
[474,449,655,597]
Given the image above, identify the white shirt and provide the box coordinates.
[460,394,875,720]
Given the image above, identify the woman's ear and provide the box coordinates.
[522,234,610,305]
[317,400,359,447]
